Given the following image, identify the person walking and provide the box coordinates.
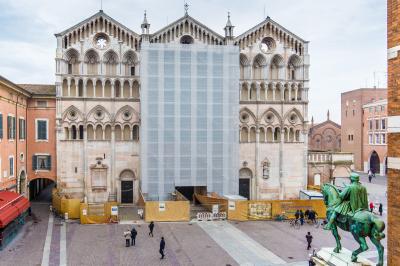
[131,226,137,246]
[300,210,305,226]
[295,210,300,222]
[124,228,131,247]
[379,203,383,216]
[368,169,373,183]
[149,221,154,237]
[159,237,166,259]
[369,202,374,213]
[306,232,313,250]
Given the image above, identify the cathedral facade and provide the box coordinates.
[54,9,309,203]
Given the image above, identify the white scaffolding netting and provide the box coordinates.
[141,43,239,200]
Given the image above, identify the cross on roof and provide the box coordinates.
[184,2,189,15]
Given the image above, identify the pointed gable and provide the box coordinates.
[150,15,224,45]
[234,16,307,54]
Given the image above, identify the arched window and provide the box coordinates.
[78,80,84,97]
[240,54,249,79]
[132,81,140,98]
[241,83,249,101]
[103,50,118,75]
[270,54,283,80]
[123,81,130,98]
[113,80,120,98]
[250,84,257,101]
[104,80,112,97]
[71,125,77,140]
[266,84,273,101]
[266,127,273,142]
[123,50,138,76]
[123,125,131,140]
[260,84,266,101]
[62,79,68,97]
[65,49,80,75]
[275,84,282,101]
[104,125,111,140]
[240,127,249,143]
[283,128,289,142]
[274,127,281,142]
[86,80,94,97]
[289,128,295,142]
[64,127,70,140]
[79,125,84,139]
[252,54,265,79]
[84,50,99,75]
[180,35,194,44]
[95,80,102,97]
[259,128,265,143]
[132,125,139,141]
[287,55,301,80]
[95,125,103,140]
[115,125,122,140]
[295,130,300,142]
[70,80,76,97]
[250,127,256,142]
[87,125,94,140]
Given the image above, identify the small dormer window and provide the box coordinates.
[180,35,194,44]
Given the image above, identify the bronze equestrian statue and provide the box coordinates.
[321,173,385,266]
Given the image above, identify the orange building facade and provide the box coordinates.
[387,0,400,263]
[0,76,56,199]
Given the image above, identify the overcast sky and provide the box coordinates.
[0,0,386,122]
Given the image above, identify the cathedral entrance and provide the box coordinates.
[121,181,133,204]
[239,168,252,199]
[369,150,380,175]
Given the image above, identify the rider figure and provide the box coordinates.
[324,173,368,230]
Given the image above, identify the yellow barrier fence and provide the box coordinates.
[227,199,326,221]
[194,193,228,213]
[80,202,118,224]
[144,200,190,222]
[51,189,81,219]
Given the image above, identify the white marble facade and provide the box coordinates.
[55,9,309,203]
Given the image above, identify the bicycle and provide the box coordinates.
[289,219,300,229]
[274,214,288,221]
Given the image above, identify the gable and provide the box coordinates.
[150,15,224,45]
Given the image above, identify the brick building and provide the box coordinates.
[0,76,56,199]
[362,99,387,175]
[308,110,341,152]
[341,88,387,171]
[387,0,400,263]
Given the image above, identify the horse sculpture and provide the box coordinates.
[321,183,385,266]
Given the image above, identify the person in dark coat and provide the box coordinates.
[300,210,305,225]
[305,209,310,220]
[368,169,373,183]
[306,232,313,250]
[159,237,165,259]
[149,221,154,237]
[131,227,137,246]
[379,203,383,216]
[295,210,300,221]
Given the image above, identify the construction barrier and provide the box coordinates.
[194,193,228,213]
[51,189,81,219]
[144,200,190,222]
[80,202,118,224]
[227,199,326,221]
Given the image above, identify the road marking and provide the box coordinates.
[60,222,67,266]
[41,213,54,266]
[198,221,286,265]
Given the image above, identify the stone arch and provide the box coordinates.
[62,105,84,122]
[87,105,112,122]
[283,107,304,123]
[84,49,99,75]
[239,107,257,124]
[270,54,284,79]
[252,54,266,79]
[260,108,282,124]
[120,169,136,180]
[115,105,140,123]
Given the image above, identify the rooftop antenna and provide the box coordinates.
[100,0,103,11]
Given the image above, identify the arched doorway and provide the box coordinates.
[239,168,252,199]
[120,170,135,204]
[29,178,55,201]
[369,151,380,175]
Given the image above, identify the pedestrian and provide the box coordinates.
[369,202,374,213]
[308,256,316,266]
[379,203,383,216]
[295,210,300,221]
[306,232,313,250]
[305,209,310,220]
[131,226,137,246]
[159,236,166,259]
[28,206,32,216]
[300,210,305,226]
[149,221,154,237]
[124,228,131,247]
[368,169,373,183]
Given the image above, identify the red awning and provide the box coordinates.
[0,192,30,228]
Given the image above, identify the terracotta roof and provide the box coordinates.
[18,84,56,96]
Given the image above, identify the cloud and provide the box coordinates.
[0,0,386,122]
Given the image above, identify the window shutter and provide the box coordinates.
[7,116,11,139]
[32,155,37,170]
[12,117,16,139]
[0,114,3,139]
[47,156,51,170]
[19,119,22,139]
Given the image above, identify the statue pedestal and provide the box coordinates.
[313,247,375,266]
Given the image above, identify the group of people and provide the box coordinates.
[369,202,384,216]
[123,221,166,259]
[294,209,317,225]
